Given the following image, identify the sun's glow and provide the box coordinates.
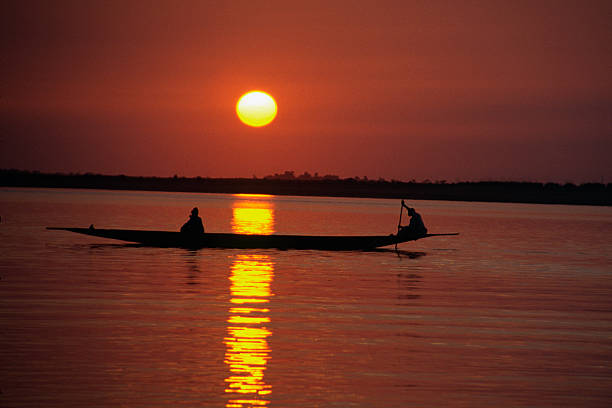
[224,198,276,407]
[236,91,277,127]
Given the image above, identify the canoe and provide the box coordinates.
[47,227,458,250]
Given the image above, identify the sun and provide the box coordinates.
[236,91,277,127]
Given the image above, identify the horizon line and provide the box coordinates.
[1,168,609,187]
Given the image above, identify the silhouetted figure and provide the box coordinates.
[401,203,427,236]
[181,207,205,234]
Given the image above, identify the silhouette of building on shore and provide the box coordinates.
[263,171,340,181]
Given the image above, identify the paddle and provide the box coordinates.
[395,200,405,251]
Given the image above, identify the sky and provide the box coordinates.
[1,0,611,183]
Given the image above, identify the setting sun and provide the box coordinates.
[236,91,277,127]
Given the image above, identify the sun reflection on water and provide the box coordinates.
[224,196,275,407]
[231,208,275,235]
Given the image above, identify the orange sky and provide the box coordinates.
[2,0,611,183]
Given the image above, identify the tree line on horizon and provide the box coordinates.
[2,168,610,205]
[2,168,609,189]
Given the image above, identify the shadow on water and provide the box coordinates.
[366,248,427,259]
[84,243,205,285]
[396,272,423,301]
[182,249,202,285]
[80,243,428,259]
[85,243,147,249]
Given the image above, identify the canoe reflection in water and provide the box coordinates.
[224,195,275,407]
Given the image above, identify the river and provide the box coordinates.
[1,188,611,407]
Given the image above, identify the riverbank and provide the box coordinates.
[2,169,610,206]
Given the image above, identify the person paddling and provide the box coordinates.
[400,202,427,236]
[180,207,205,234]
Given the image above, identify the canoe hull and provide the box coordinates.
[46,227,453,250]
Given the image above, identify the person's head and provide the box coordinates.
[407,207,416,216]
[191,207,199,216]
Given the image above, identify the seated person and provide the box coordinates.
[180,207,205,234]
[400,205,427,236]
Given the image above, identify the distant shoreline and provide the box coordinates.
[1,169,610,206]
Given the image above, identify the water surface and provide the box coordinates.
[1,188,611,407]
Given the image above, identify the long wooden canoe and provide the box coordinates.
[47,227,458,250]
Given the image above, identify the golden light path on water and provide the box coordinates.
[224,195,275,408]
